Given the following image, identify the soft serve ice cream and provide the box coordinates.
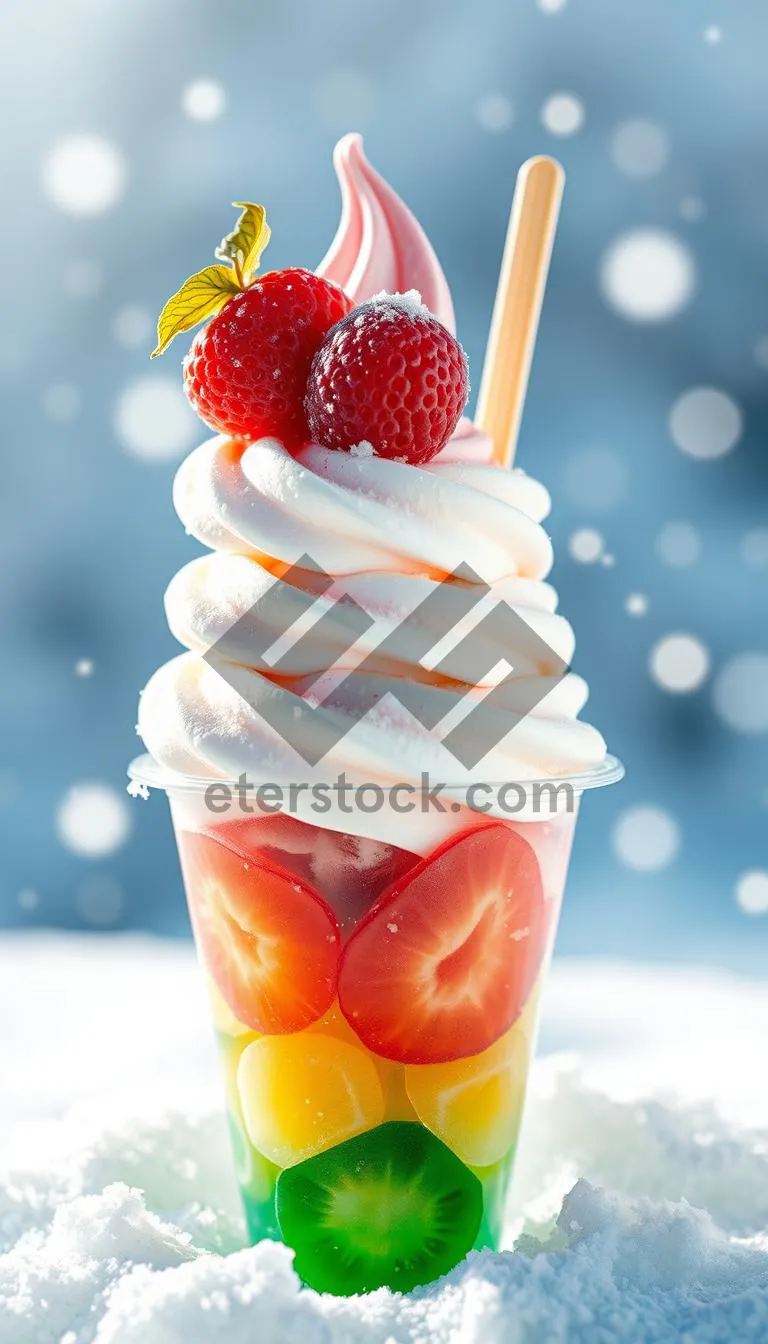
[138,133,606,847]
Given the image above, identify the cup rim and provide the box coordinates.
[127,751,625,797]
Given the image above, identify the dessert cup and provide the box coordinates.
[133,129,621,1299]
[129,753,622,1295]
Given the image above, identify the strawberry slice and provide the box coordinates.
[214,814,420,934]
[177,830,341,1034]
[338,825,546,1064]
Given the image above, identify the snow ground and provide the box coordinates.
[1,934,767,1342]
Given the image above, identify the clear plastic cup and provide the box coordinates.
[129,753,622,1296]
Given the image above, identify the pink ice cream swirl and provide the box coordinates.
[317,133,487,464]
[316,132,456,335]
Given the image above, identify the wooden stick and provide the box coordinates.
[476,156,565,468]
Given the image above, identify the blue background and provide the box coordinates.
[1,0,766,969]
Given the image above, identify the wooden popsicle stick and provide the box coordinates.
[476,156,565,468]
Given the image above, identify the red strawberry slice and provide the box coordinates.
[338,825,546,1064]
[212,814,420,934]
[177,830,341,1034]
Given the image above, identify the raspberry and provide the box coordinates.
[304,296,469,466]
[183,269,353,445]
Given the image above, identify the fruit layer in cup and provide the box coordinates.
[176,812,565,1295]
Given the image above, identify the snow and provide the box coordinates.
[1,935,767,1342]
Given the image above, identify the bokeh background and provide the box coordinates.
[1,0,766,969]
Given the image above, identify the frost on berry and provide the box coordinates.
[370,288,431,320]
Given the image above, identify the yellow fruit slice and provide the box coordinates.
[216,1028,275,1204]
[237,1032,384,1167]
[207,974,253,1038]
[305,999,363,1048]
[308,1001,417,1119]
[220,1027,260,1125]
[376,1061,419,1122]
[405,1015,533,1168]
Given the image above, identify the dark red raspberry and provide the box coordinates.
[304,297,469,465]
[183,269,353,445]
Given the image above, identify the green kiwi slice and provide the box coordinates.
[276,1120,483,1295]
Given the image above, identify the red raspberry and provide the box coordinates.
[304,297,469,465]
[183,269,353,445]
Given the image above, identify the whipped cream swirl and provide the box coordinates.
[138,137,606,846]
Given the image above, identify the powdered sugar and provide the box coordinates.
[369,288,432,319]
